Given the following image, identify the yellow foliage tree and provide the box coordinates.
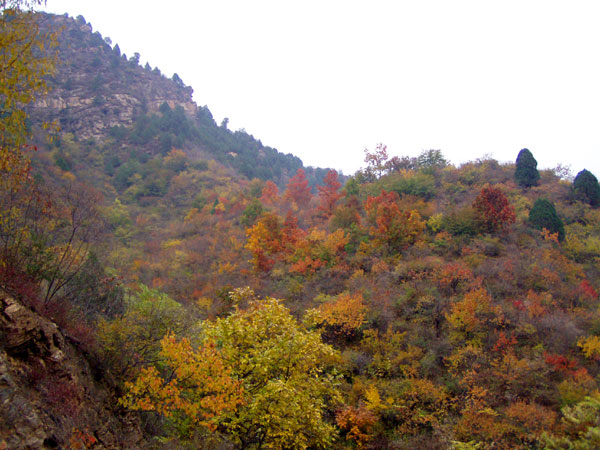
[202,290,342,449]
[119,333,243,434]
[311,292,367,338]
[1,0,56,182]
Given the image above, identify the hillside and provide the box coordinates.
[3,8,600,450]
[31,12,333,187]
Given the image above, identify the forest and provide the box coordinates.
[2,3,600,450]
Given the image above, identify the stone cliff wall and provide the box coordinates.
[0,295,146,449]
[33,13,197,140]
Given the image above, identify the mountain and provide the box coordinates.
[31,12,334,187]
[3,9,600,450]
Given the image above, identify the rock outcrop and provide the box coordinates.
[0,295,146,449]
[33,13,197,140]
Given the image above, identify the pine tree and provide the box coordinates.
[529,199,565,241]
[573,169,600,207]
[515,148,540,187]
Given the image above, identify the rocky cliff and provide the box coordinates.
[0,295,146,449]
[33,13,196,140]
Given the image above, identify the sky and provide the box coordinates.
[43,1,600,177]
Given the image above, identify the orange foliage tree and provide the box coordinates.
[364,190,425,254]
[260,180,279,205]
[284,168,312,208]
[245,212,283,272]
[119,332,243,434]
[316,169,342,219]
[311,292,367,339]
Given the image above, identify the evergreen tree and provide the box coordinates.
[573,169,600,207]
[529,198,565,241]
[515,148,540,187]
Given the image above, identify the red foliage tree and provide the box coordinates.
[316,170,342,219]
[284,168,312,208]
[364,190,424,254]
[260,180,279,205]
[472,185,516,232]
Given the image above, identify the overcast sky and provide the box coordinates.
[43,1,600,177]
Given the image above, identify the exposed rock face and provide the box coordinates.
[33,13,197,140]
[0,295,146,449]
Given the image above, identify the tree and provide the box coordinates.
[0,0,57,182]
[120,332,243,436]
[245,212,283,272]
[284,168,312,208]
[472,185,516,232]
[362,143,389,180]
[202,291,341,449]
[0,181,103,306]
[97,285,189,378]
[573,169,600,207]
[514,148,540,187]
[124,289,341,448]
[529,198,565,241]
[364,190,425,254]
[417,149,448,170]
[316,169,342,219]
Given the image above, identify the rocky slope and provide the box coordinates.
[0,295,146,449]
[33,13,196,140]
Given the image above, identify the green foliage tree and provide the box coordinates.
[515,148,540,187]
[541,393,600,449]
[97,285,189,378]
[417,149,448,171]
[529,198,565,241]
[573,169,600,207]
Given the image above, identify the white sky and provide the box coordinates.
[43,1,600,177]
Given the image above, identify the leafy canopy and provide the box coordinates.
[121,288,341,449]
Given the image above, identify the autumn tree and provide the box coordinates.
[573,169,600,207]
[541,393,600,449]
[0,181,103,306]
[529,198,565,241]
[362,143,389,181]
[364,190,425,254]
[514,148,540,188]
[260,180,279,205]
[202,289,341,449]
[284,168,312,208]
[0,0,56,181]
[245,212,283,272]
[120,332,243,437]
[316,169,342,219]
[309,292,367,341]
[472,185,516,233]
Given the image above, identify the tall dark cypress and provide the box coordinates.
[529,199,565,241]
[573,169,600,207]
[515,148,540,188]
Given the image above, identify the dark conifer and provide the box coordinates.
[573,169,600,207]
[529,198,565,241]
[515,148,540,187]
